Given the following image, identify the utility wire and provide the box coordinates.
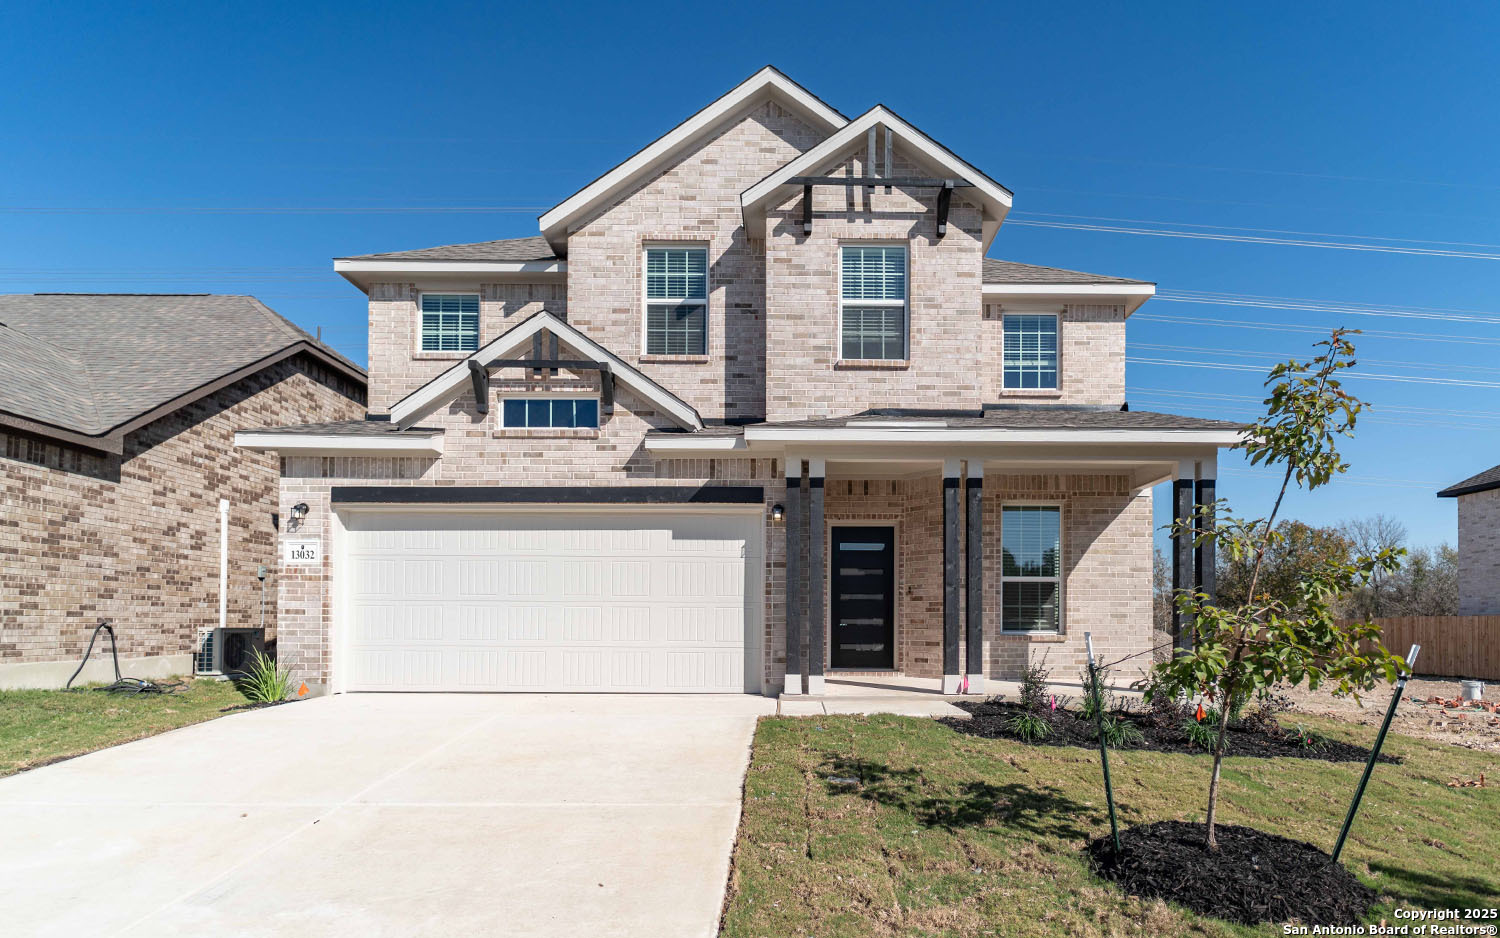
[1128,356,1500,389]
[1133,313,1500,348]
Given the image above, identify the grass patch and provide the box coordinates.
[720,713,1499,937]
[0,679,253,778]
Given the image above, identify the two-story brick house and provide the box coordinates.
[238,67,1239,697]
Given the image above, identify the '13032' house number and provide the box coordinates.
[283,540,321,565]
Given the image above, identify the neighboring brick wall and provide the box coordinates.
[982,302,1127,406]
[0,355,365,669]
[366,281,568,413]
[564,99,825,422]
[764,148,986,421]
[1457,489,1500,614]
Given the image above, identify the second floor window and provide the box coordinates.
[644,246,707,355]
[840,245,907,360]
[1002,314,1059,389]
[421,293,480,352]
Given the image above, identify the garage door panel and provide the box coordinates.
[342,510,761,693]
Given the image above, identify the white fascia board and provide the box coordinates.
[741,427,1244,446]
[234,431,444,456]
[643,435,748,452]
[333,259,566,276]
[388,311,703,431]
[740,106,1014,248]
[539,67,847,251]
[982,282,1157,314]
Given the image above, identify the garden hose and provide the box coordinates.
[65,621,178,695]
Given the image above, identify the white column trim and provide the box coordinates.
[784,674,803,695]
[1196,452,1218,478]
[806,674,825,695]
[218,499,230,631]
[1175,458,1197,481]
[942,674,963,695]
[966,459,984,479]
[942,457,961,478]
[808,457,826,478]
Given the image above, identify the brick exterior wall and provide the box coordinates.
[1457,489,1500,614]
[0,355,365,671]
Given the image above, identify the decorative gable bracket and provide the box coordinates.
[791,176,972,238]
[467,341,617,419]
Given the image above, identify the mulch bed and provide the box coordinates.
[1087,820,1377,926]
[944,700,1398,763]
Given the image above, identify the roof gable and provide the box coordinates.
[0,294,365,451]
[1438,463,1500,498]
[389,311,703,431]
[538,66,847,254]
[740,105,1013,250]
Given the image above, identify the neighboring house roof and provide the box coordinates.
[740,104,1013,250]
[1437,464,1500,498]
[539,66,849,253]
[387,310,702,431]
[980,258,1148,285]
[0,294,365,453]
[338,235,559,263]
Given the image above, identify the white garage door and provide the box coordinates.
[340,509,762,693]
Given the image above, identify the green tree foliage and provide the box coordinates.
[1215,519,1354,611]
[1146,330,1408,851]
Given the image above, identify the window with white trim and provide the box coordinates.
[1001,505,1062,632]
[1002,314,1059,389]
[644,246,707,355]
[420,293,480,352]
[501,398,600,429]
[840,245,907,360]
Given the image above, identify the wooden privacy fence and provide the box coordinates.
[1348,616,1500,680]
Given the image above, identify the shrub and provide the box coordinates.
[1096,714,1146,748]
[1017,653,1053,713]
[1287,724,1329,751]
[1183,715,1220,751]
[235,650,297,704]
[1004,711,1052,743]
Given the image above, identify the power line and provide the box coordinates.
[1133,313,1500,348]
[1133,342,1500,377]
[1016,212,1500,252]
[1218,467,1442,491]
[0,205,550,215]
[1154,290,1500,325]
[1128,356,1500,389]
[1130,386,1500,422]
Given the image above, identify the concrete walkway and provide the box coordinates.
[0,693,774,938]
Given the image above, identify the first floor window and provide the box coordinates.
[501,398,600,429]
[840,244,907,359]
[1001,505,1061,632]
[644,246,707,354]
[420,293,480,352]
[1002,314,1058,389]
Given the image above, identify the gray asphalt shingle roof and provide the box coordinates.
[0,294,364,437]
[1437,464,1500,498]
[339,236,559,263]
[981,258,1149,285]
[246,420,439,437]
[649,407,1242,436]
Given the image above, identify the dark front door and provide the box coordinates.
[830,526,896,669]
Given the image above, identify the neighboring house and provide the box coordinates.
[0,294,366,689]
[1438,465,1500,614]
[238,67,1239,697]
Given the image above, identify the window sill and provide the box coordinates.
[640,354,711,364]
[492,428,601,440]
[414,350,473,361]
[835,359,910,370]
[997,388,1062,398]
[996,631,1067,642]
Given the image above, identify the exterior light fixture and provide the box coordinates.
[771,504,785,522]
[288,502,310,531]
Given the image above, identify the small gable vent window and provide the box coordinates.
[501,398,600,430]
[1002,314,1059,390]
[644,246,708,355]
[840,245,907,360]
[420,293,480,352]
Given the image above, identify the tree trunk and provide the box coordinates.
[1204,693,1235,850]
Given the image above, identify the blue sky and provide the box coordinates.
[2,1,1496,549]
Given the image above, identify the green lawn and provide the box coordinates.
[0,680,254,778]
[721,713,1499,938]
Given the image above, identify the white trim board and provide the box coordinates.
[234,431,445,456]
[740,427,1244,445]
[982,282,1157,315]
[539,67,848,254]
[386,310,704,432]
[740,105,1014,250]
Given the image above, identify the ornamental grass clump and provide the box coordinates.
[235,650,298,704]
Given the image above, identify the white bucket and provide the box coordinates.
[1461,680,1484,702]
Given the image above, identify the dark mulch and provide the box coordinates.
[1087,820,1377,926]
[944,700,1398,763]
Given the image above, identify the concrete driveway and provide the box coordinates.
[0,693,775,937]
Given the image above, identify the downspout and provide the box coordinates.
[219,499,230,631]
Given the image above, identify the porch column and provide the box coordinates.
[942,458,962,694]
[1171,458,1195,653]
[784,457,804,695]
[1194,454,1217,606]
[965,460,984,694]
[807,459,826,695]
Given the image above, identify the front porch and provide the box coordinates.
[644,407,1240,697]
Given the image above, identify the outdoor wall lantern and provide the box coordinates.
[771,504,784,522]
[288,502,309,531]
